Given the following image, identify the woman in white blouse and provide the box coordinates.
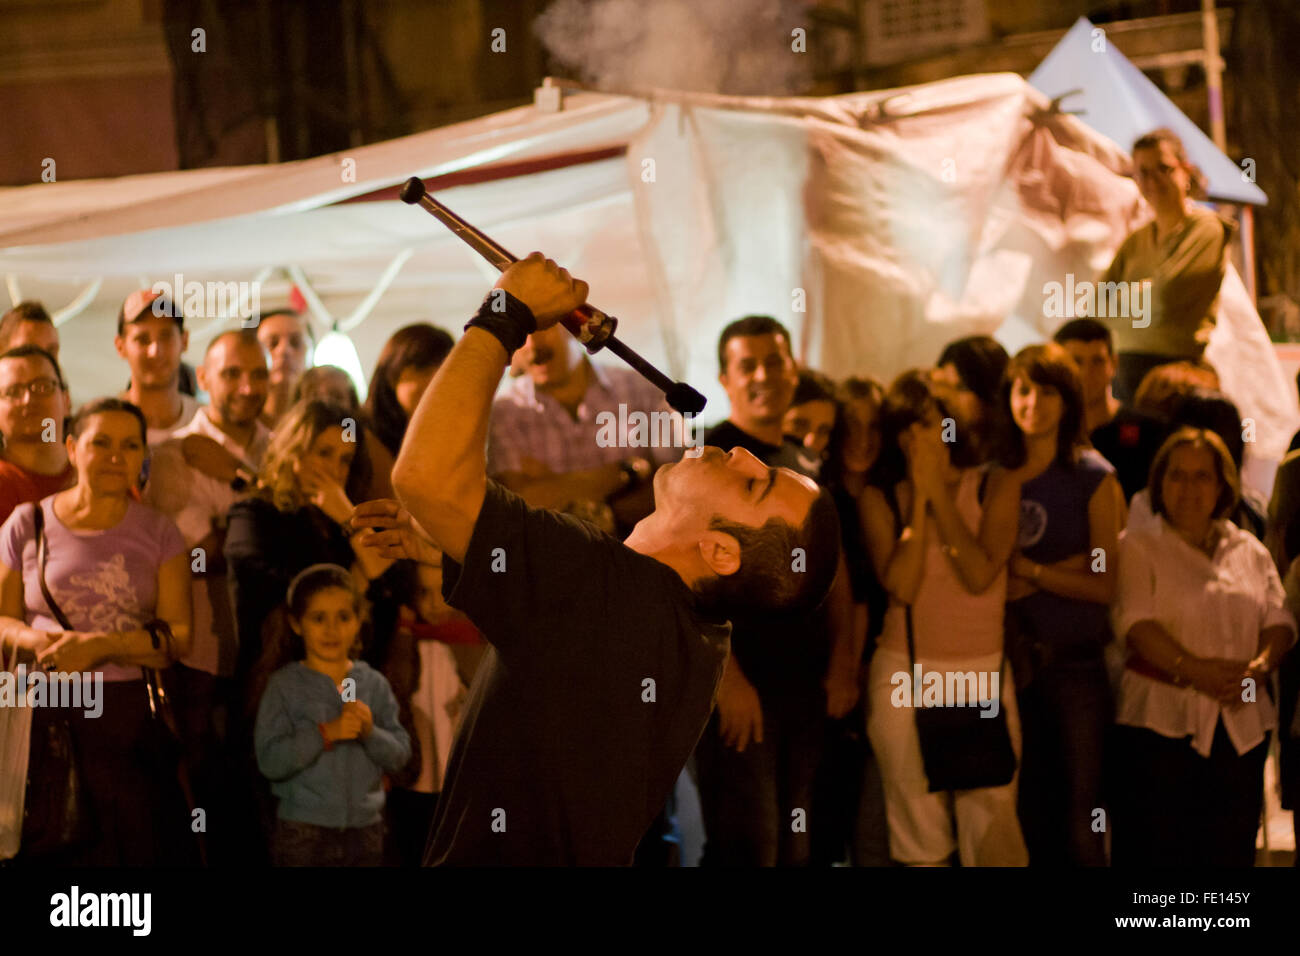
[1110,427,1295,866]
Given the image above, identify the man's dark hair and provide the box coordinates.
[0,344,67,391]
[1053,317,1114,355]
[1166,387,1246,469]
[717,315,793,374]
[792,368,837,407]
[0,346,70,450]
[2,301,51,323]
[255,308,317,344]
[1133,361,1220,421]
[695,489,841,616]
[0,301,53,350]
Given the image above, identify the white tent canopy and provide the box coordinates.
[2,74,1293,491]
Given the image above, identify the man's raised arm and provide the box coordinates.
[392,253,588,562]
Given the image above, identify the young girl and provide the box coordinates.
[254,563,411,866]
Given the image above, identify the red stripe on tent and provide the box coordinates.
[336,145,628,204]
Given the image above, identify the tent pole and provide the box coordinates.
[50,278,103,328]
[1202,0,1227,151]
[189,267,275,340]
[286,264,334,338]
[339,249,414,333]
[1242,204,1257,305]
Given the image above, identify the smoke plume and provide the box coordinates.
[533,0,813,96]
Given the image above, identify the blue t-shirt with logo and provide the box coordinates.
[1009,449,1114,657]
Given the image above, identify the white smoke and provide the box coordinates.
[533,0,813,96]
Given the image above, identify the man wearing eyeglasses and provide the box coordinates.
[1101,129,1234,402]
[0,345,74,524]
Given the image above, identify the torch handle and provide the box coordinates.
[403,185,615,351]
[399,176,706,414]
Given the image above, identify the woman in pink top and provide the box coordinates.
[859,371,1027,865]
[0,398,195,865]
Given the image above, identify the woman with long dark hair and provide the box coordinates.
[860,370,1026,865]
[363,324,454,460]
[999,343,1125,866]
[933,335,1011,468]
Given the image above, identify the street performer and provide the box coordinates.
[356,253,840,865]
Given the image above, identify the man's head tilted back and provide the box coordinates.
[649,445,840,616]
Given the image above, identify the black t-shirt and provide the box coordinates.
[704,419,812,474]
[1090,405,1166,502]
[424,481,729,865]
[702,420,829,703]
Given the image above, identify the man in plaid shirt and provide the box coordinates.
[487,323,687,534]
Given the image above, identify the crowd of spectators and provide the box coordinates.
[1,129,1297,867]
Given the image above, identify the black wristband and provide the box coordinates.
[464,289,538,360]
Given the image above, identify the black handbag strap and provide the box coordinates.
[33,503,74,633]
[33,500,205,863]
[882,482,923,669]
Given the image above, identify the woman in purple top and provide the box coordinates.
[0,398,195,865]
[1000,344,1125,866]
